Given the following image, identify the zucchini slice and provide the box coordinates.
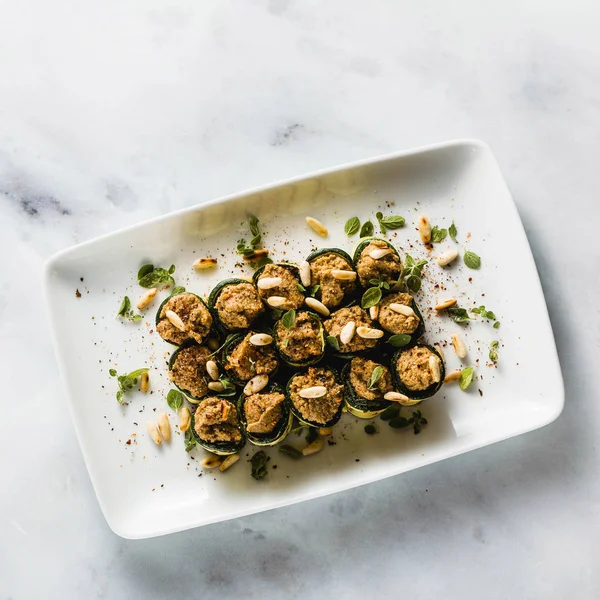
[390,343,445,401]
[306,248,357,309]
[286,366,344,428]
[168,343,213,404]
[342,358,393,419]
[377,292,425,347]
[221,331,279,385]
[352,237,403,288]
[207,278,265,333]
[323,305,382,359]
[273,310,325,367]
[253,262,305,310]
[190,398,246,456]
[238,384,292,446]
[155,291,213,347]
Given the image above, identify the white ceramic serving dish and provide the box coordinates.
[44,140,564,539]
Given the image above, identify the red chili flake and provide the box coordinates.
[126,439,131,445]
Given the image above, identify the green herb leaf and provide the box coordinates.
[281,309,296,329]
[326,335,340,351]
[364,424,378,435]
[379,215,405,230]
[380,405,400,421]
[137,264,154,280]
[344,217,360,236]
[361,286,382,309]
[402,255,427,293]
[297,283,307,293]
[489,340,500,363]
[459,367,475,391]
[406,275,421,293]
[447,307,472,323]
[250,234,261,247]
[389,416,410,429]
[168,264,176,274]
[171,286,186,296]
[305,427,319,444]
[310,284,320,297]
[250,450,269,480]
[463,251,481,269]
[139,267,175,289]
[166,389,184,411]
[367,366,384,391]
[116,390,125,404]
[113,368,149,402]
[387,334,412,347]
[218,377,237,396]
[279,445,303,459]
[184,429,196,452]
[249,215,260,237]
[449,222,457,242]
[431,226,447,243]
[132,314,143,322]
[493,321,500,329]
[109,369,117,377]
[117,296,131,317]
[360,220,374,237]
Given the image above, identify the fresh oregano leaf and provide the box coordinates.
[166,389,184,411]
[117,296,131,317]
[109,369,117,377]
[344,217,360,236]
[297,283,307,293]
[360,220,374,237]
[250,450,269,480]
[493,321,501,329]
[431,226,447,243]
[361,286,382,309]
[459,367,475,391]
[449,222,457,242]
[367,366,384,391]
[379,215,405,230]
[380,405,400,421]
[389,416,410,429]
[463,251,481,269]
[184,429,196,452]
[326,335,340,351]
[282,309,296,329]
[139,267,175,289]
[137,264,154,280]
[279,445,303,459]
[364,424,378,435]
[387,334,412,347]
[168,264,176,274]
[447,307,472,323]
[171,286,186,296]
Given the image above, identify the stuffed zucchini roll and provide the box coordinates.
[343,357,394,418]
[377,292,425,344]
[156,292,213,346]
[286,367,344,428]
[391,344,445,401]
[168,344,214,403]
[253,263,305,311]
[222,331,279,384]
[306,248,357,310]
[323,305,383,356]
[192,397,246,455]
[353,238,402,288]
[208,278,265,332]
[239,388,292,446]
[273,310,325,367]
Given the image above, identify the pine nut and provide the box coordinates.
[356,326,384,339]
[444,370,462,383]
[435,298,457,311]
[299,386,327,399]
[179,406,191,432]
[206,360,219,381]
[208,381,225,392]
[201,455,222,469]
[369,248,392,260]
[299,260,311,287]
[305,296,330,316]
[452,333,467,359]
[319,427,333,436]
[429,356,441,383]
[165,310,186,331]
[302,438,324,456]
[435,343,445,362]
[140,371,150,392]
[219,454,240,472]
[137,288,157,309]
[340,321,356,345]
[418,216,431,243]
[146,421,162,445]
[369,305,379,320]
[244,374,269,396]
[158,413,171,441]
[306,216,328,237]
[249,333,273,346]
[436,248,459,267]
[193,257,217,270]
[384,391,419,405]
[267,296,287,308]
[207,338,220,351]
[257,277,282,290]
[331,269,357,281]
[242,248,269,261]
[389,303,415,317]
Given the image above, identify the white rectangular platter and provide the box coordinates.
[44,140,564,539]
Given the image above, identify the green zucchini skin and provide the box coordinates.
[190,400,246,456]
[378,296,426,348]
[207,278,263,333]
[285,368,344,428]
[237,385,292,446]
[390,344,445,401]
[341,362,391,419]
[273,310,325,367]
[155,292,212,347]
[220,332,280,385]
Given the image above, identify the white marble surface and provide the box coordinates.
[1,0,598,597]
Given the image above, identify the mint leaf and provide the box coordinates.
[387,334,412,347]
[361,286,382,309]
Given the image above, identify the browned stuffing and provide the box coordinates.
[157,293,212,345]
[396,346,440,391]
[257,264,304,310]
[356,240,402,287]
[214,283,264,330]
[194,398,242,443]
[169,345,211,399]
[244,392,285,434]
[378,293,420,335]
[289,367,343,425]
[276,312,323,362]
[224,332,279,381]
[324,306,380,353]
[309,252,356,309]
[349,357,393,400]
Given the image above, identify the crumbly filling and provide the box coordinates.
[170,345,211,399]
[225,332,279,381]
[244,392,285,434]
[349,357,393,400]
[309,252,356,309]
[324,306,379,353]
[257,264,305,310]
[157,293,212,345]
[378,293,420,335]
[194,398,242,443]
[396,346,440,391]
[289,367,343,425]
[214,283,264,330]
[356,240,402,287]
[276,312,323,362]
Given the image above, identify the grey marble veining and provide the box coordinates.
[1,1,599,598]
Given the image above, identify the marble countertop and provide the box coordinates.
[1,1,598,598]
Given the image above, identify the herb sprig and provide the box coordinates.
[138,264,176,289]
[471,305,500,328]
[447,307,472,323]
[389,410,428,434]
[110,368,149,404]
[376,212,405,234]
[431,225,447,243]
[237,215,268,261]
[402,255,428,293]
[117,296,143,322]
[489,340,499,364]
